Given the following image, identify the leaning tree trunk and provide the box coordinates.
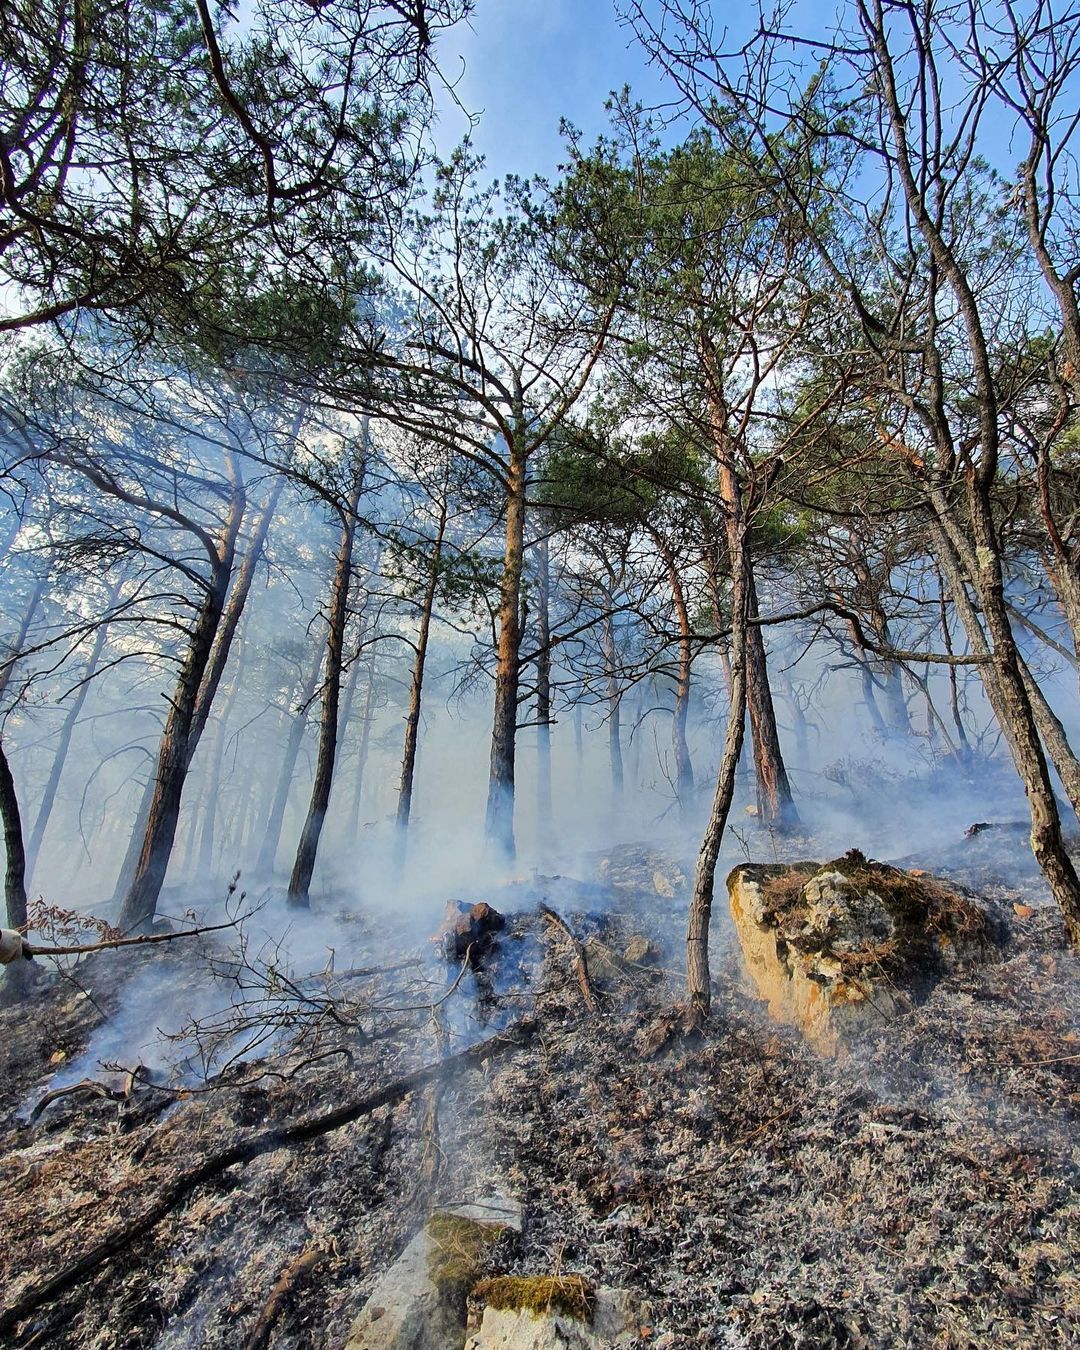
[0,743,31,1005]
[112,472,280,905]
[927,496,1080,939]
[687,529,748,1019]
[255,646,323,876]
[118,468,246,931]
[287,456,365,905]
[485,434,527,860]
[396,499,447,851]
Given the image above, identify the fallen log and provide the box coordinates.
[0,1018,538,1339]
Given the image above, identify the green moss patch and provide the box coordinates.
[471,1274,596,1323]
[426,1212,507,1297]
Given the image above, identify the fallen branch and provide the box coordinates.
[0,1017,538,1338]
[539,904,600,1015]
[244,1241,329,1350]
[24,916,241,959]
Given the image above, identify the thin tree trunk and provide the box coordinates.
[397,500,447,845]
[687,532,748,1018]
[927,499,1080,937]
[534,533,553,835]
[255,647,323,876]
[657,538,695,813]
[602,606,624,799]
[287,452,365,905]
[349,667,377,840]
[485,431,527,859]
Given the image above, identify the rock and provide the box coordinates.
[622,934,657,965]
[465,1284,640,1349]
[728,852,999,1053]
[345,1195,519,1350]
[432,901,506,963]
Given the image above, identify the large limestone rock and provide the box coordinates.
[728,851,998,1053]
[346,1195,522,1350]
[465,1283,640,1349]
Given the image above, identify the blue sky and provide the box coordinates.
[433,0,671,180]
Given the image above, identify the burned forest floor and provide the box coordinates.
[2,825,1080,1348]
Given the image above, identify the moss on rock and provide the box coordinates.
[425,1212,507,1298]
[470,1274,596,1323]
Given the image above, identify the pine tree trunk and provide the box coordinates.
[112,473,281,903]
[485,435,527,860]
[287,454,365,906]
[928,499,1080,938]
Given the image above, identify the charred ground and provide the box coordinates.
[1,832,1079,1349]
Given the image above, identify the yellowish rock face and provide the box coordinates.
[727,858,991,1054]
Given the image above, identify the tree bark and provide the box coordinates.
[744,566,799,832]
[287,451,365,905]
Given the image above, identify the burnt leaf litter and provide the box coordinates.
[1,826,1079,1348]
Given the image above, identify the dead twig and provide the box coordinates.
[244,1241,329,1350]
[539,903,600,1015]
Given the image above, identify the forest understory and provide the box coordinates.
[2,823,1079,1350]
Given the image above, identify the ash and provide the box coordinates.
[1,837,1079,1348]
